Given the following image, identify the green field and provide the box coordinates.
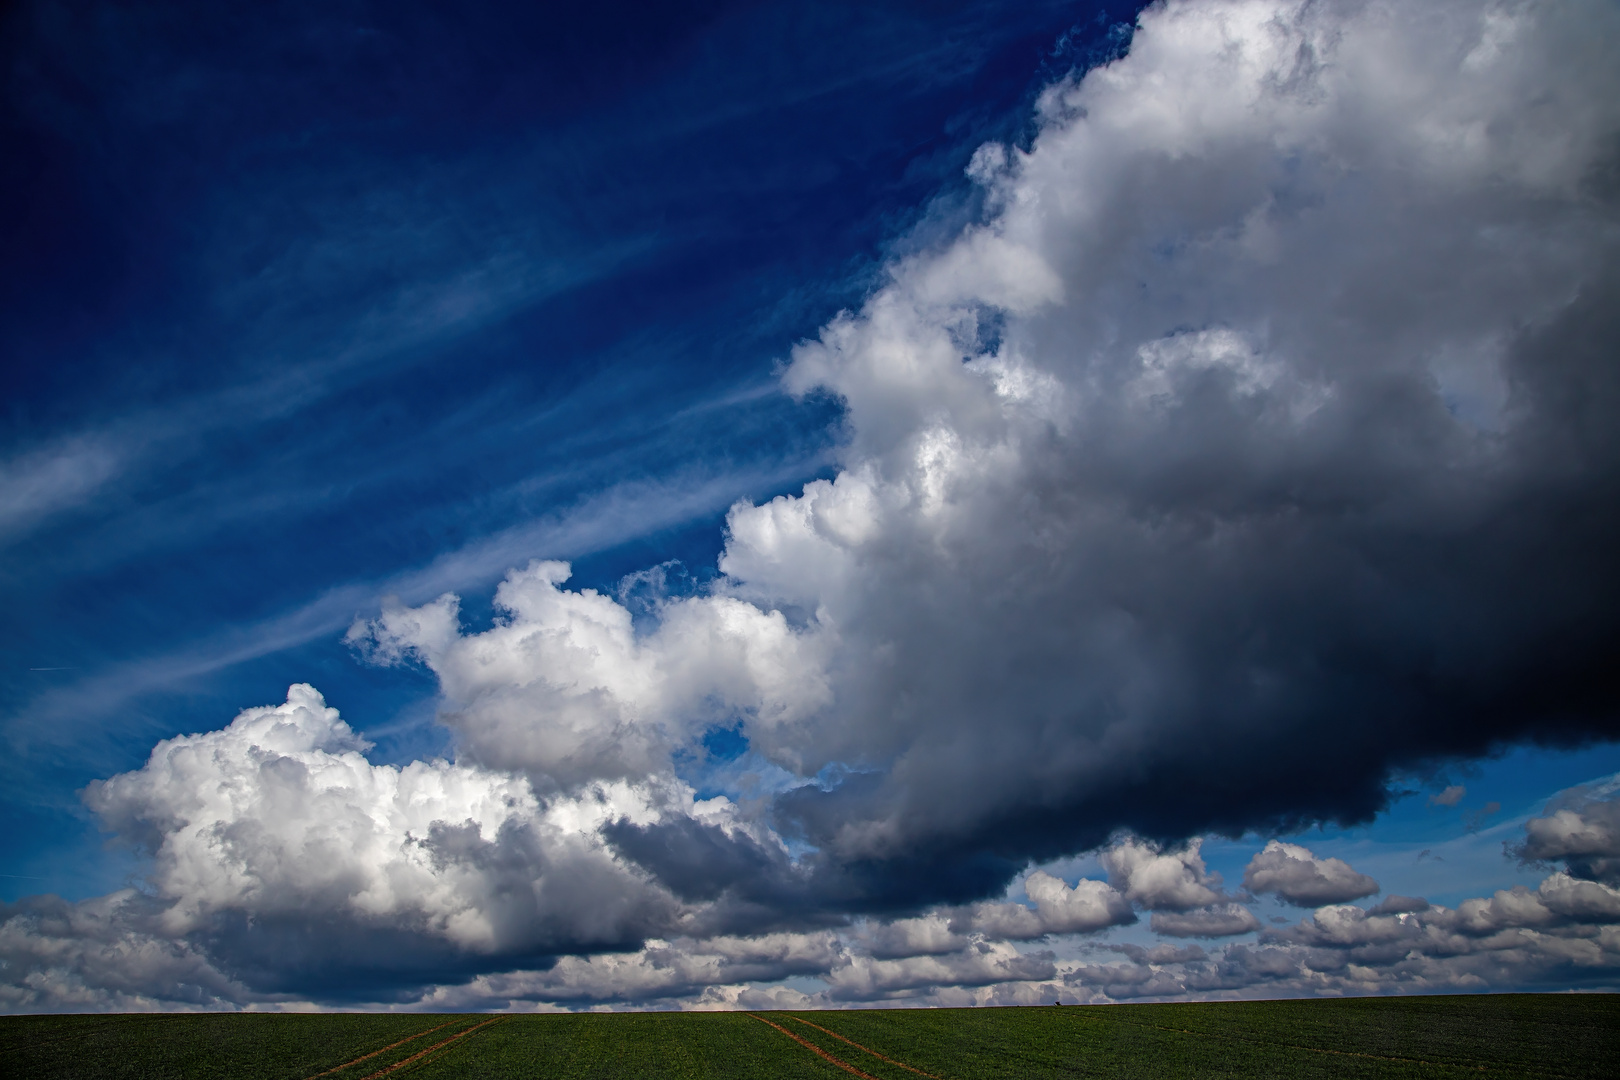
[3,994,1616,1079]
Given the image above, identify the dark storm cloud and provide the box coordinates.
[747,257,1620,890]
[606,811,1028,929]
[601,816,810,916]
[187,910,560,1003]
[703,0,1620,905]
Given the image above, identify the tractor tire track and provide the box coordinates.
[748,1014,882,1080]
[356,1016,506,1079]
[786,1015,946,1079]
[302,1019,460,1079]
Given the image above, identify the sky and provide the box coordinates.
[2,0,1619,1013]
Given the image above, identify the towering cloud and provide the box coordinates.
[80,685,694,991]
[724,0,1620,884]
[5,0,1619,1007]
[359,0,1620,912]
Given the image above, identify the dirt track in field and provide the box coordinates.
[748,1014,889,1079]
[354,1017,506,1079]
[302,1020,460,1079]
[786,1016,945,1079]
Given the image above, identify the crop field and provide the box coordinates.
[3,993,1616,1079]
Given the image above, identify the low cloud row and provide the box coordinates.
[5,723,1617,1009]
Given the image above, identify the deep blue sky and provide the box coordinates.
[1,1,1143,900]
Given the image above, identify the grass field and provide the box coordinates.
[3,994,1616,1079]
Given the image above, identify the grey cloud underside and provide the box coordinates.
[747,0,1620,884]
[1150,905,1263,939]
[7,0,1620,1008]
[778,272,1620,867]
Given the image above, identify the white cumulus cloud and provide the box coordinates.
[1243,840,1380,905]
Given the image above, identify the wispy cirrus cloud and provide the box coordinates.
[0,238,637,558]
[3,455,823,777]
[0,437,124,542]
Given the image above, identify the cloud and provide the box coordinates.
[1059,779,1620,1001]
[954,870,1136,940]
[1430,785,1467,807]
[79,685,696,995]
[1510,775,1620,883]
[821,941,1058,1003]
[9,458,818,776]
[9,775,1620,1010]
[1110,942,1208,965]
[1367,895,1429,917]
[1273,871,1620,945]
[1150,904,1263,939]
[1242,840,1380,905]
[1101,839,1227,911]
[466,788,1620,1005]
[0,436,124,543]
[428,931,847,1009]
[733,0,1620,887]
[1058,861,1620,1002]
[351,561,832,789]
[0,891,257,1013]
[858,915,968,960]
[1021,871,1137,934]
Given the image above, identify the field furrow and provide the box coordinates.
[303,1019,460,1079]
[356,1017,506,1079]
[749,1013,882,1079]
[785,1014,945,1079]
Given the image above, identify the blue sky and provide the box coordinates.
[3,0,1116,898]
[4,0,1620,1011]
